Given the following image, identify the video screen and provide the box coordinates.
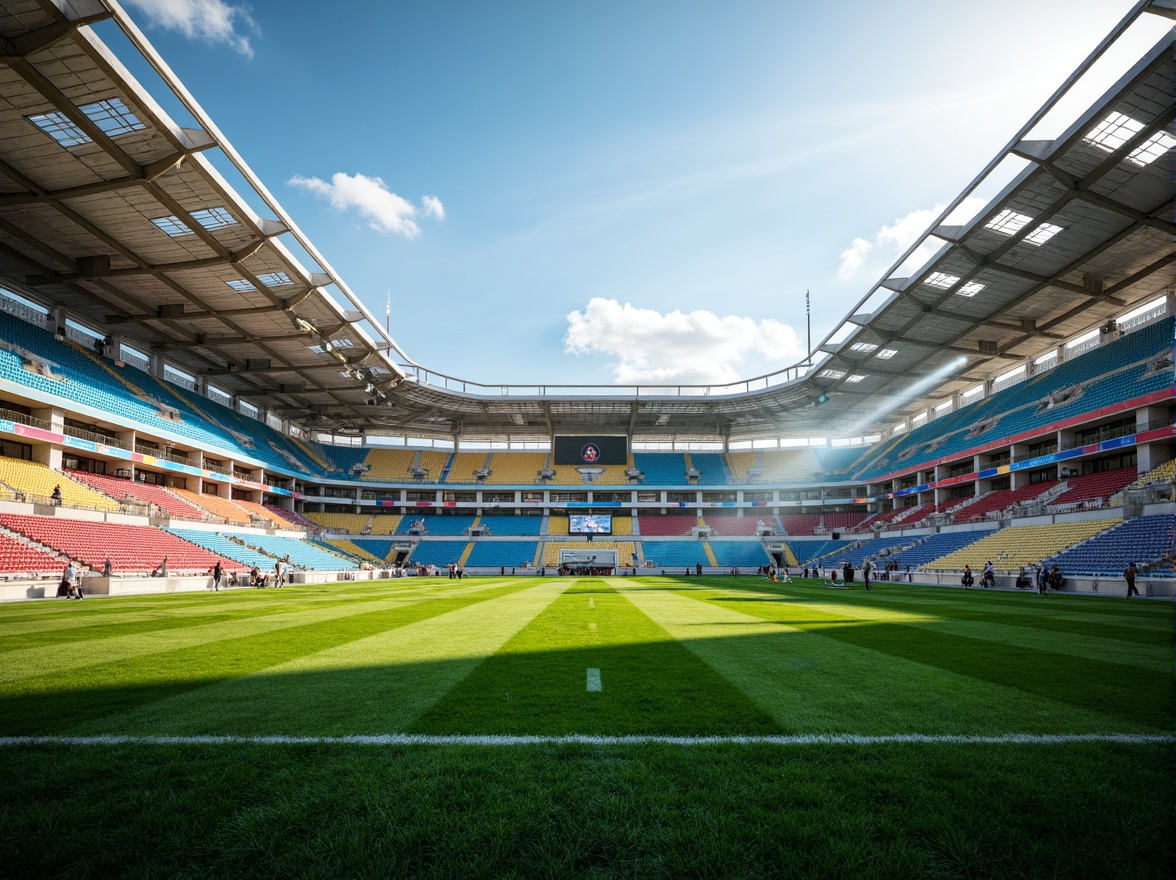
[554,435,628,466]
[569,514,613,535]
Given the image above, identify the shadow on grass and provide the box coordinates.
[2,618,1170,736]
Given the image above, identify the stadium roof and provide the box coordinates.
[0,0,1171,445]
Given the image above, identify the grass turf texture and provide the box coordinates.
[2,575,1172,877]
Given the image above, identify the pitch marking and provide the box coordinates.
[586,668,602,691]
[589,597,595,609]
[588,622,597,631]
[0,734,1169,747]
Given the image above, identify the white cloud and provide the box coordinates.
[838,196,988,281]
[838,237,872,280]
[289,173,443,238]
[420,195,445,220]
[564,297,802,385]
[124,0,258,58]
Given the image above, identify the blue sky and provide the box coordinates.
[109,0,1169,386]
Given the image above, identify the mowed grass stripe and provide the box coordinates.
[615,581,1146,735]
[76,581,570,737]
[0,580,506,644]
[411,579,781,736]
[780,583,1171,645]
[682,583,1171,731]
[736,589,1168,672]
[0,581,534,735]
[0,580,514,683]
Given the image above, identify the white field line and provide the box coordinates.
[586,668,602,692]
[0,733,1170,747]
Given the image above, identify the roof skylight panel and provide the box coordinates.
[957,281,986,297]
[984,209,1033,236]
[984,209,1062,246]
[151,206,238,238]
[27,98,144,148]
[190,207,237,230]
[819,369,845,379]
[80,98,145,138]
[925,272,960,289]
[256,272,292,287]
[845,374,866,383]
[876,349,898,359]
[1083,111,1174,167]
[1024,223,1063,246]
[27,111,90,147]
[225,279,255,292]
[849,342,878,353]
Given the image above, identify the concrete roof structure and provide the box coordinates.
[0,0,1171,445]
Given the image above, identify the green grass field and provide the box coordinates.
[2,575,1172,878]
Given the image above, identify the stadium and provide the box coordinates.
[0,1,1172,877]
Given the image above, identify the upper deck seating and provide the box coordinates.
[632,453,688,484]
[953,481,1060,522]
[687,453,731,485]
[635,513,698,536]
[64,470,204,519]
[395,515,477,536]
[703,513,767,536]
[1047,467,1137,511]
[476,515,544,536]
[483,452,551,485]
[0,457,118,511]
[171,488,252,525]
[444,452,490,484]
[850,319,1172,482]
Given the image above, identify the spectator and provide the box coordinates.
[212,560,223,592]
[50,484,62,506]
[982,560,995,588]
[102,557,112,578]
[962,565,974,589]
[152,556,168,578]
[1048,565,1064,592]
[1124,562,1139,598]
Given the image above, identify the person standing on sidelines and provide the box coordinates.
[213,559,223,592]
[862,557,874,591]
[1124,562,1139,598]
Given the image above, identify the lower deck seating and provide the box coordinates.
[708,541,771,568]
[787,540,853,565]
[0,514,243,574]
[923,520,1120,571]
[1044,515,1175,576]
[236,534,357,570]
[640,541,708,568]
[407,540,470,567]
[465,541,541,568]
[0,531,63,574]
[167,528,274,569]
